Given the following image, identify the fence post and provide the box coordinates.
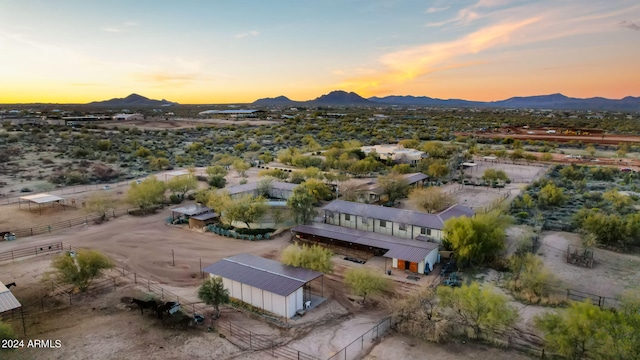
[250,332,252,349]
[147,280,150,291]
[230,322,232,336]
[113,277,116,290]
[134,273,137,284]
[11,250,14,262]
[566,289,570,301]
[161,288,164,300]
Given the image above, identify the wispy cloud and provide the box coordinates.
[426,6,449,14]
[620,20,640,31]
[102,21,138,33]
[234,30,260,39]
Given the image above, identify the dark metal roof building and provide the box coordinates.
[203,254,323,297]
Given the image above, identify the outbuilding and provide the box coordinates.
[203,254,324,319]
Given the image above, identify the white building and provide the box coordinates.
[361,144,426,165]
[321,199,474,242]
[112,113,143,121]
[203,254,323,318]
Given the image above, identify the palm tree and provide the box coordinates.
[198,276,230,318]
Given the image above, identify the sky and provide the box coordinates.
[1,0,639,104]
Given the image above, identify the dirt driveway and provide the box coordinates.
[0,209,291,287]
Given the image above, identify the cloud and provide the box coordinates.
[132,71,200,87]
[426,6,449,14]
[234,30,260,39]
[620,20,640,31]
[101,21,138,33]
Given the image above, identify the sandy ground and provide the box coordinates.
[365,334,534,360]
[537,231,640,298]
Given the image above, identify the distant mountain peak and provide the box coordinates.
[87,94,177,107]
[311,90,372,105]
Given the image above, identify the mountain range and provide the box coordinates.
[87,93,178,107]
[253,91,640,111]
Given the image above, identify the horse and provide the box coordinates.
[5,282,16,288]
[155,302,179,319]
[130,298,158,315]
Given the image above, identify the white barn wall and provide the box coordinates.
[251,286,263,308]
[425,249,439,271]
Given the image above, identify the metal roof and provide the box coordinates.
[203,254,323,297]
[401,173,429,184]
[190,212,219,221]
[322,200,474,230]
[0,282,21,313]
[227,181,298,195]
[292,223,439,263]
[19,193,64,204]
[171,204,212,216]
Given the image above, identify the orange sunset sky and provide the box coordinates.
[1,0,639,104]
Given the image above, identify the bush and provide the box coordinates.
[169,194,182,204]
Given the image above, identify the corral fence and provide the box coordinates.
[0,242,64,263]
[2,208,132,239]
[118,267,319,360]
[0,181,133,205]
[563,288,620,309]
[327,316,392,360]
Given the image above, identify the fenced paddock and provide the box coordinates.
[0,242,64,263]
[2,208,131,239]
[327,317,392,360]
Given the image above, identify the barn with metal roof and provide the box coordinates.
[203,254,324,319]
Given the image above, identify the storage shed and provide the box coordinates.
[203,254,323,319]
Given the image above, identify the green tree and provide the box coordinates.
[206,190,232,213]
[280,243,334,273]
[391,163,413,174]
[51,249,114,292]
[287,187,317,225]
[535,300,611,359]
[86,193,116,221]
[149,157,170,171]
[232,160,250,177]
[208,175,227,189]
[437,282,518,339]
[586,144,597,157]
[166,175,198,200]
[603,189,632,211]
[198,276,230,318]
[409,187,453,214]
[427,161,450,182]
[297,178,332,204]
[540,153,553,162]
[539,182,566,207]
[0,319,16,340]
[258,168,289,181]
[257,177,273,197]
[510,148,524,161]
[377,173,410,203]
[206,165,228,178]
[344,268,392,305]
[224,195,268,229]
[443,212,511,267]
[508,253,557,298]
[126,176,166,214]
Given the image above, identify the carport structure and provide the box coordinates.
[170,204,215,228]
[18,193,66,214]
